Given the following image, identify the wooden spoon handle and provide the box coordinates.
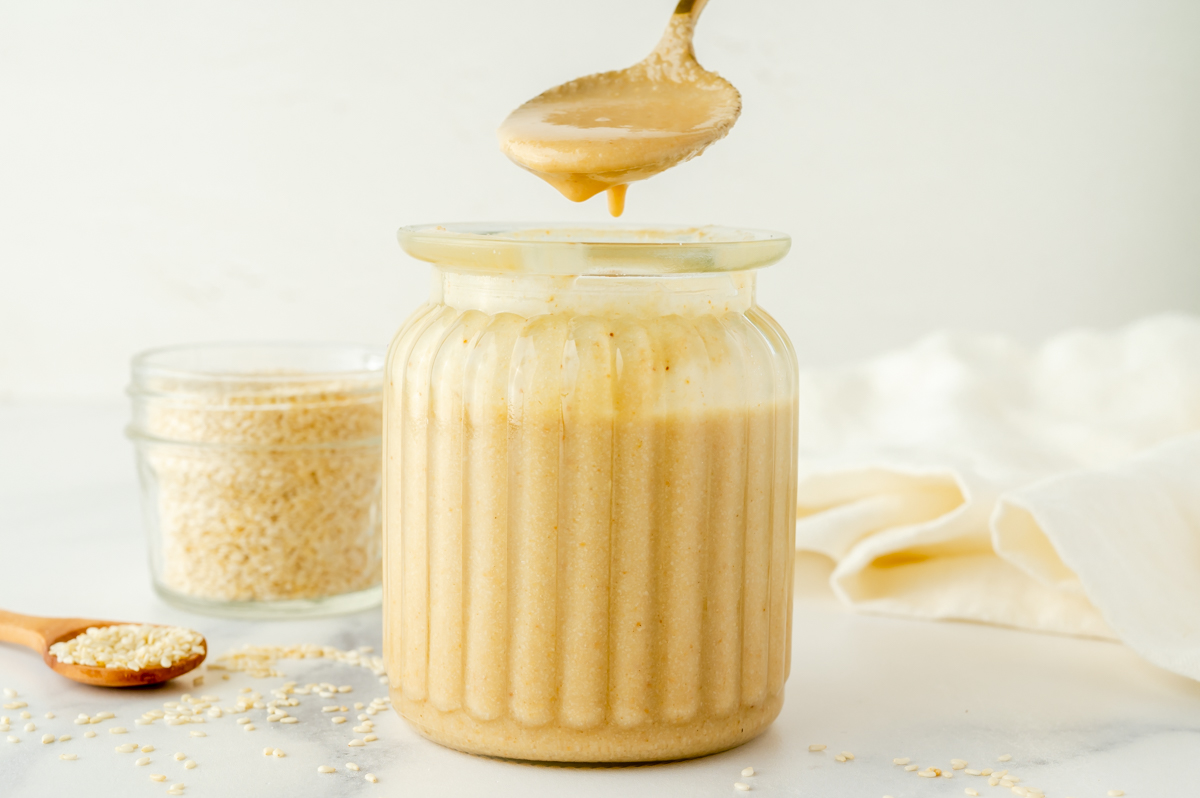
[0,609,52,652]
[673,0,709,19]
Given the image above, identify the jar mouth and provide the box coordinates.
[397,222,791,276]
[130,342,385,393]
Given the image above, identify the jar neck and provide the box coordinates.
[431,268,757,318]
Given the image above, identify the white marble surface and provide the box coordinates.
[1,403,1197,797]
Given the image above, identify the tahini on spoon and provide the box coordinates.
[498,0,740,216]
[0,609,206,687]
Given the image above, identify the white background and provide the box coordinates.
[1,0,1198,401]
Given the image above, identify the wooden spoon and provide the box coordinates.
[498,0,740,216]
[0,609,206,687]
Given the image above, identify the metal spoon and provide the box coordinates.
[498,0,740,216]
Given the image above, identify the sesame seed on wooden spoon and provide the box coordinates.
[0,609,206,687]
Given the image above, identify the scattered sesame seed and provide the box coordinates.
[263,747,273,756]
[808,744,826,752]
[734,783,750,792]
[41,734,54,744]
[116,743,138,753]
[357,713,369,721]
[59,735,71,742]
[998,754,1012,762]
[174,752,186,761]
[45,712,55,719]
[905,765,919,772]
[189,731,205,737]
[354,703,365,710]
[184,760,196,769]
[20,711,32,719]
[279,717,299,724]
[919,770,937,778]
[141,745,154,753]
[318,765,336,774]
[841,751,855,760]
[348,739,365,747]
[2,689,15,698]
[273,749,285,758]
[24,723,35,732]
[364,734,378,742]
[990,778,1000,787]
[338,686,353,693]
[1000,780,1014,787]
[835,755,847,762]
[741,767,754,777]
[322,706,340,713]
[3,701,27,709]
[366,773,379,783]
[6,736,17,743]
[59,753,78,761]
[953,763,967,770]
[167,791,184,796]
[150,775,167,782]
[84,731,95,738]
[243,724,256,732]
[1107,792,1124,797]
[347,763,360,771]
[109,727,127,734]
[981,769,993,776]
[136,757,150,766]
[170,784,185,790]
[332,717,347,724]
[893,758,910,765]
[966,791,979,797]
[237,718,250,725]
[353,725,370,733]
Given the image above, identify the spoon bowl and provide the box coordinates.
[498,0,739,215]
[0,609,206,688]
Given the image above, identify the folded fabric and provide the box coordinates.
[793,314,1200,680]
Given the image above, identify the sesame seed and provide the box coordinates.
[318,765,336,774]
[189,731,205,737]
[1107,792,1124,797]
[1001,780,1014,787]
[990,778,1000,786]
[808,744,826,752]
[741,767,754,777]
[965,769,981,776]
[273,749,285,758]
[953,763,967,770]
[279,717,299,724]
[998,754,1012,762]
[919,771,937,779]
[364,734,378,742]
[243,724,256,732]
[339,686,353,693]
[21,711,31,719]
[167,791,184,796]
[45,712,55,719]
[6,736,17,743]
[348,739,365,747]
[904,764,918,772]
[966,791,979,797]
[150,775,167,782]
[951,759,967,765]
[59,735,71,742]
[2,689,15,698]
[366,774,379,783]
[237,718,250,725]
[734,783,750,791]
[41,734,55,744]
[357,713,369,721]
[332,717,347,724]
[835,755,847,762]
[322,706,340,713]
[354,703,365,710]
[353,725,370,733]
[136,757,150,766]
[60,753,78,761]
[24,723,35,732]
[1013,788,1028,797]
[893,758,910,765]
[3,701,26,709]
[841,751,855,760]
[347,763,360,771]
[263,747,273,756]
[174,752,186,760]
[981,769,993,776]
[141,745,154,752]
[109,727,127,735]
[171,784,185,790]
[184,760,196,769]
[116,743,138,753]
[84,731,96,738]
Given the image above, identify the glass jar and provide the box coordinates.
[384,224,798,762]
[128,343,385,618]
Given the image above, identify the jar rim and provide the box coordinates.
[397,222,791,275]
[130,342,385,390]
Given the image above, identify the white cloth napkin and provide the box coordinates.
[793,314,1200,680]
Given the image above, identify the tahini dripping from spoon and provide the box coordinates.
[498,0,740,217]
[0,609,206,687]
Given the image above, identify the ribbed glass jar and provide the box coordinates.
[384,224,798,761]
